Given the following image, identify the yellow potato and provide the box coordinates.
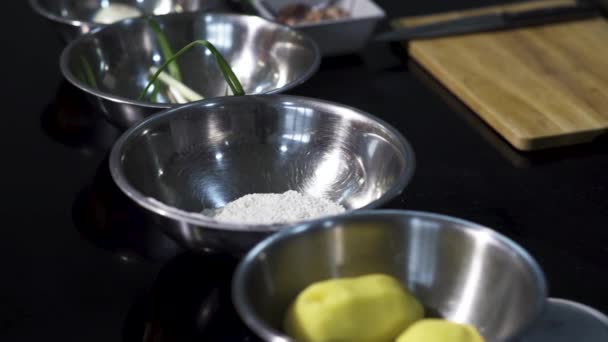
[284,274,424,342]
[396,319,485,342]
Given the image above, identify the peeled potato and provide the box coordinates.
[396,319,485,342]
[284,274,424,342]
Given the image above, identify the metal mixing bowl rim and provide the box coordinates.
[29,0,104,28]
[109,94,416,233]
[231,209,549,342]
[547,298,608,326]
[59,12,321,110]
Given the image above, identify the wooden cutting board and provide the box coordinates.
[393,0,608,150]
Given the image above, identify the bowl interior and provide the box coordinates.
[63,13,319,101]
[34,0,231,22]
[233,211,547,342]
[114,96,412,217]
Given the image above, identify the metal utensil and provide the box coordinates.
[60,13,320,129]
[232,210,547,342]
[109,95,416,255]
[29,0,235,43]
[375,2,600,42]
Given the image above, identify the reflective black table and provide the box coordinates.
[2,1,607,340]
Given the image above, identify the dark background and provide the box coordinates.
[2,0,607,341]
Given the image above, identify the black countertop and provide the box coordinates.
[2,1,608,340]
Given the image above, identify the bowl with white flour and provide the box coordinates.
[109,95,415,255]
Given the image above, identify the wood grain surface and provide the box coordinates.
[394,0,608,150]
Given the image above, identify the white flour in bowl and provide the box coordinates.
[202,190,345,224]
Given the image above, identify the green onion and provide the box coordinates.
[139,40,245,101]
[76,69,87,85]
[149,80,162,102]
[80,57,98,89]
[150,66,204,102]
[144,16,182,82]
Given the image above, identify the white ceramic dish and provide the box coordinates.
[251,0,386,56]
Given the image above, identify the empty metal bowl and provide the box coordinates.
[60,13,320,128]
[232,210,547,342]
[29,0,236,42]
[109,95,415,255]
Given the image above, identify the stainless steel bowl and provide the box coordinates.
[29,0,236,43]
[109,95,415,255]
[232,210,548,342]
[60,13,320,128]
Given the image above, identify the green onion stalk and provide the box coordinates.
[144,16,181,82]
[139,39,245,101]
[80,56,98,88]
